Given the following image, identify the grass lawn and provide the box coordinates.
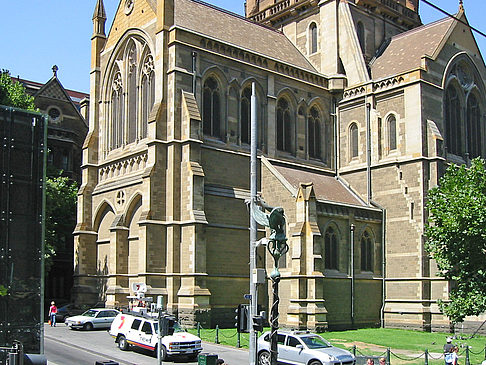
[187,327,486,364]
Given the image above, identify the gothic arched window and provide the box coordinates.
[141,55,155,139]
[309,22,318,54]
[308,106,321,159]
[241,87,252,145]
[357,22,365,53]
[324,227,338,270]
[111,72,124,150]
[127,43,138,144]
[277,98,293,153]
[350,122,358,159]
[360,231,373,272]
[388,115,397,151]
[467,93,481,158]
[202,77,222,138]
[445,85,462,156]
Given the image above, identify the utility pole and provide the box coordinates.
[249,81,258,365]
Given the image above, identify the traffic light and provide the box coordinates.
[252,315,264,332]
[160,314,176,336]
[235,304,249,333]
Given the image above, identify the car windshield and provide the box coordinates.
[300,335,332,349]
[81,310,98,317]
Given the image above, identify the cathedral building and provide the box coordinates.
[74,0,486,331]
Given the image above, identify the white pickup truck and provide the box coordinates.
[109,312,202,361]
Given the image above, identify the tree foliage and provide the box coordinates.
[0,70,36,110]
[45,174,78,271]
[425,158,486,323]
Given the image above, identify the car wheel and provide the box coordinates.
[258,351,271,365]
[83,322,94,331]
[118,335,129,351]
[187,353,198,361]
[309,361,322,365]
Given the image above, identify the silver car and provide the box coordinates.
[65,308,120,330]
[257,330,355,365]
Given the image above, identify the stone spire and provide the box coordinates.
[92,0,107,36]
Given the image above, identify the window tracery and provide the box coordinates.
[202,77,222,138]
[387,114,397,151]
[309,22,318,54]
[324,226,338,270]
[350,122,358,159]
[445,58,484,159]
[241,87,251,144]
[104,37,154,156]
[308,106,321,159]
[360,230,373,272]
[277,97,293,153]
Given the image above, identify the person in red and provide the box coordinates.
[48,301,57,327]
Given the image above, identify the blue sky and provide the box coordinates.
[1,0,483,93]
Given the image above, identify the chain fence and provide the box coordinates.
[192,323,486,364]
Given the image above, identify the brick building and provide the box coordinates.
[73,0,486,331]
[19,68,89,305]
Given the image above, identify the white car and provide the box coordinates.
[65,308,120,330]
[257,330,355,365]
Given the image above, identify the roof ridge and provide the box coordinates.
[181,0,283,35]
[390,16,453,42]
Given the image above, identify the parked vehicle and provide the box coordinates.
[55,303,85,323]
[257,330,356,365]
[65,308,120,330]
[109,312,202,360]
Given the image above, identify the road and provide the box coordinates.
[44,324,249,365]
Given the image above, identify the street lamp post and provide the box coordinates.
[251,201,288,365]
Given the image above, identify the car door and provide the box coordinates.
[275,334,287,363]
[95,310,111,328]
[127,318,142,345]
[139,321,154,350]
[281,336,305,365]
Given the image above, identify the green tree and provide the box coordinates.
[0,70,36,110]
[425,158,486,323]
[45,174,78,271]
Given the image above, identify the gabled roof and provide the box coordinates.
[33,75,89,125]
[174,0,317,72]
[19,78,89,107]
[370,16,455,80]
[262,158,367,207]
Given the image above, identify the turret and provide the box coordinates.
[92,0,107,37]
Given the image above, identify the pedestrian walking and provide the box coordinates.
[379,357,386,365]
[444,337,454,353]
[48,301,57,327]
[367,359,374,365]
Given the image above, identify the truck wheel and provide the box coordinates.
[258,351,270,365]
[118,335,129,351]
[83,322,93,331]
[160,345,168,361]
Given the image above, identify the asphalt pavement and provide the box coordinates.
[44,323,249,365]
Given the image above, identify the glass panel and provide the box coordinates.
[388,115,397,150]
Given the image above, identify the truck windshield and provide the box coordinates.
[154,322,185,333]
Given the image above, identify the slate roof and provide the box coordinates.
[371,16,455,80]
[174,0,317,72]
[272,163,366,206]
